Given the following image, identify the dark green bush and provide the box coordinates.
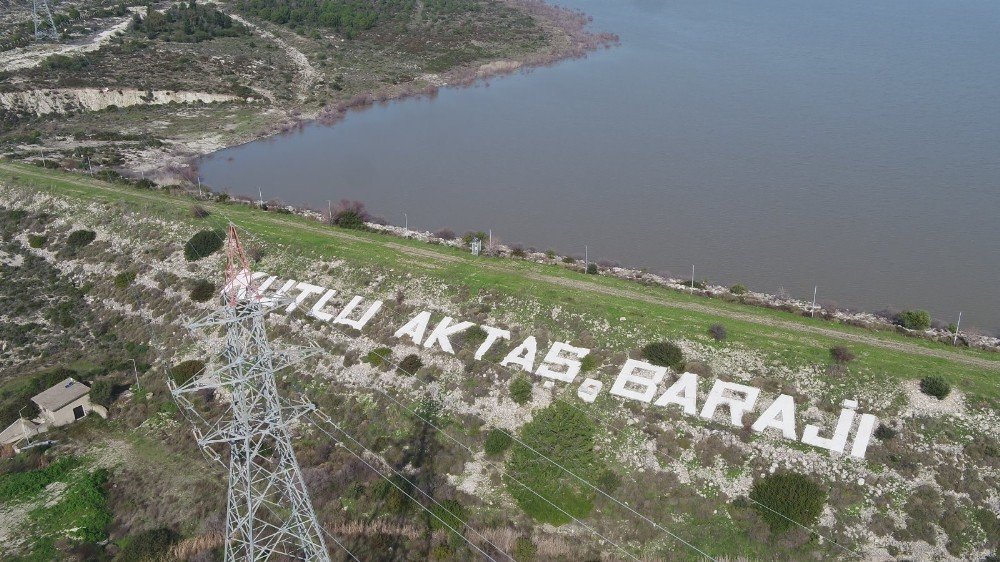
[428,499,467,535]
[484,428,512,455]
[134,178,156,189]
[896,310,931,330]
[596,469,622,492]
[829,345,855,364]
[114,527,178,562]
[920,376,951,399]
[708,324,727,341]
[183,229,225,261]
[586,263,598,274]
[27,234,46,248]
[113,270,136,289]
[364,347,391,366]
[748,472,826,532]
[561,256,575,264]
[730,284,747,295]
[874,424,897,440]
[641,341,684,369]
[505,402,603,525]
[67,229,96,248]
[189,279,216,302]
[509,375,532,405]
[511,246,527,258]
[169,360,205,386]
[89,380,114,407]
[398,354,423,375]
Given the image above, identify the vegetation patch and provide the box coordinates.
[509,375,532,405]
[189,279,216,302]
[131,1,249,43]
[398,353,423,375]
[505,402,604,525]
[920,376,951,400]
[169,359,206,386]
[183,229,225,261]
[641,340,684,369]
[747,472,826,532]
[364,346,392,367]
[484,428,512,456]
[66,229,96,249]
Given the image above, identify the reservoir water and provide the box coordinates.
[200,0,1000,334]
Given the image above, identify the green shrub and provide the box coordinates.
[67,229,96,249]
[113,270,136,289]
[169,360,205,386]
[561,256,575,264]
[513,537,537,561]
[183,229,225,261]
[114,527,178,562]
[748,472,826,532]
[509,375,532,405]
[920,376,951,399]
[579,354,598,373]
[27,234,46,248]
[333,210,365,229]
[0,456,81,503]
[730,284,747,295]
[596,469,622,492]
[874,424,897,440]
[134,178,156,189]
[641,341,684,369]
[586,263,598,274]
[428,498,467,535]
[896,310,931,330]
[462,325,488,348]
[511,246,527,258]
[189,279,216,302]
[364,347,391,367]
[90,380,114,407]
[708,324,727,341]
[505,402,603,525]
[398,354,423,375]
[484,428,512,455]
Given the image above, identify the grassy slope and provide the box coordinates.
[2,160,997,405]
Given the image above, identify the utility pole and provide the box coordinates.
[403,212,408,233]
[811,286,818,318]
[257,187,263,208]
[127,358,140,390]
[690,265,695,293]
[327,200,332,222]
[87,157,93,176]
[32,0,58,41]
[953,312,962,345]
[488,229,492,251]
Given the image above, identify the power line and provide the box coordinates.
[328,349,645,561]
[367,349,693,561]
[306,412,510,562]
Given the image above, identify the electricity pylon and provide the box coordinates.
[170,225,330,561]
[32,0,58,41]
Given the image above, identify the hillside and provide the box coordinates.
[0,161,997,561]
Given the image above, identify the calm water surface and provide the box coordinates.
[201,0,1000,333]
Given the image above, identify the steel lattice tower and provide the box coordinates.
[32,0,58,41]
[170,225,330,561]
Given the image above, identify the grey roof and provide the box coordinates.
[31,378,90,412]
[0,418,41,445]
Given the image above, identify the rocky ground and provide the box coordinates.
[0,174,996,561]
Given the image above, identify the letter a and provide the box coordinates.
[394,310,432,344]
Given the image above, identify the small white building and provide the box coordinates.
[0,378,103,449]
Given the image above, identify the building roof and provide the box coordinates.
[0,418,41,445]
[31,378,90,412]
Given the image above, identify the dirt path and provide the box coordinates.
[225,12,318,101]
[0,12,138,72]
[3,162,997,372]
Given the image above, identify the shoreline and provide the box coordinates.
[146,184,1000,353]
[159,0,619,184]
